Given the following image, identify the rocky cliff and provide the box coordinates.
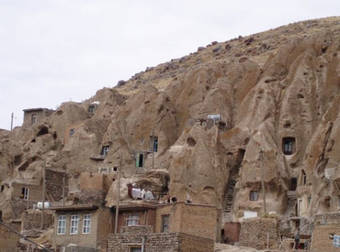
[0,17,340,232]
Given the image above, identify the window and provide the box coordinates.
[150,136,158,152]
[57,215,66,235]
[70,215,79,234]
[135,153,144,168]
[282,137,296,155]
[83,214,91,234]
[161,215,170,233]
[302,170,307,185]
[249,191,259,201]
[31,114,37,125]
[100,146,110,157]
[126,214,139,226]
[130,247,141,252]
[0,185,4,192]
[290,178,297,191]
[69,128,75,136]
[88,104,96,113]
[21,187,29,200]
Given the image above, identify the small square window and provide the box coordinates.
[282,137,296,155]
[88,105,96,113]
[126,214,139,226]
[249,191,259,201]
[69,128,75,136]
[101,146,110,157]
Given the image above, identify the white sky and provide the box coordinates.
[0,0,339,130]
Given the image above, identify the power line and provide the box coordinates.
[0,220,53,252]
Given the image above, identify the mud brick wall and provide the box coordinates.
[46,169,67,201]
[311,224,340,252]
[0,225,19,252]
[107,232,214,252]
[239,218,279,250]
[22,210,53,230]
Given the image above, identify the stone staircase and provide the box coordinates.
[223,178,237,222]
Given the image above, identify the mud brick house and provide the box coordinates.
[310,213,340,252]
[107,201,217,252]
[22,108,54,127]
[51,204,113,252]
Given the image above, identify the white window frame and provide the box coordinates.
[23,187,29,200]
[57,215,66,235]
[70,215,79,235]
[126,214,139,226]
[82,214,91,234]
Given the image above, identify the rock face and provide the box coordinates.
[0,17,340,236]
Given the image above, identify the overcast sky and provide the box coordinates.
[0,0,339,130]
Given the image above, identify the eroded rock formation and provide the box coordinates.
[0,17,340,240]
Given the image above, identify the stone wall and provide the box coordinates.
[310,213,340,252]
[155,202,219,240]
[22,210,53,230]
[223,222,241,244]
[311,224,340,252]
[239,217,279,250]
[0,224,19,252]
[46,169,67,201]
[107,231,214,252]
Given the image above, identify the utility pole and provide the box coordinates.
[114,154,121,233]
[62,173,66,207]
[41,161,46,230]
[10,113,14,131]
[260,150,267,216]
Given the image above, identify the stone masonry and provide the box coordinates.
[107,226,214,252]
[239,218,279,250]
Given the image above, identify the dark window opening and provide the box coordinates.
[37,126,49,136]
[100,146,110,157]
[0,185,4,192]
[290,177,297,191]
[171,197,177,203]
[0,210,2,222]
[161,215,170,233]
[136,153,144,168]
[21,187,29,200]
[150,136,158,152]
[187,137,196,146]
[249,191,259,201]
[302,170,307,185]
[69,128,75,136]
[130,247,141,252]
[31,114,37,125]
[88,104,96,113]
[14,154,22,166]
[282,137,296,155]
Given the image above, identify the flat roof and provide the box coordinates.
[113,201,159,210]
[23,108,53,112]
[50,204,98,211]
